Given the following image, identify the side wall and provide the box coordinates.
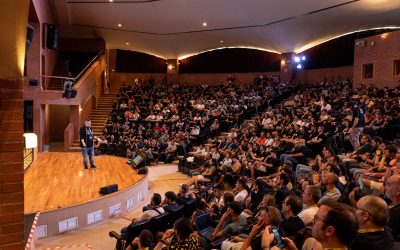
[353,30,400,88]
[296,66,353,84]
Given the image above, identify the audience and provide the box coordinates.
[110,78,400,250]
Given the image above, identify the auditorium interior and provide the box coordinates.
[1,0,400,249]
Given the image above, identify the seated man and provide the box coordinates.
[176,184,194,205]
[281,195,305,237]
[162,191,180,214]
[298,185,321,226]
[211,201,247,239]
[350,195,394,250]
[385,174,400,240]
[319,172,341,203]
[136,193,165,223]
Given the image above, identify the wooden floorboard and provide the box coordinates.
[24,152,144,213]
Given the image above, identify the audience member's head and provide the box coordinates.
[228,201,243,217]
[151,193,162,207]
[173,218,193,242]
[355,195,388,228]
[138,229,153,248]
[283,195,303,218]
[385,175,400,204]
[303,185,322,206]
[164,191,177,204]
[312,200,358,248]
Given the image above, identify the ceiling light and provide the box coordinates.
[220,40,223,43]
[118,24,122,27]
[203,22,207,27]
[109,0,113,2]
[126,42,129,45]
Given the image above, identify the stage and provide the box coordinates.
[24,152,148,237]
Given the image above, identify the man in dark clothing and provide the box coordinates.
[80,119,97,171]
[385,175,400,240]
[349,101,365,150]
[350,195,393,250]
[275,173,293,207]
[176,184,194,205]
[162,191,180,213]
[281,195,305,237]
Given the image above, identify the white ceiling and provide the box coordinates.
[52,0,400,59]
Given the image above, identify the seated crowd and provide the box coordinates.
[109,78,400,250]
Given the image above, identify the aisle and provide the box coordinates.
[36,163,189,250]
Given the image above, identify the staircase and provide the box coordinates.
[68,93,116,151]
[47,59,69,90]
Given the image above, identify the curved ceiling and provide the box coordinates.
[52,0,400,59]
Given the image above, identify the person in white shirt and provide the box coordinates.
[234,178,249,203]
[319,173,341,204]
[298,185,321,225]
[136,193,165,223]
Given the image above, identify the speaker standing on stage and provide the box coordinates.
[80,119,97,171]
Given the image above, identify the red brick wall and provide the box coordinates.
[353,30,400,88]
[179,72,280,86]
[26,22,40,81]
[0,79,24,249]
[29,0,59,89]
[296,66,353,84]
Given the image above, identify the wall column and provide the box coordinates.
[0,0,29,249]
[166,59,179,85]
[279,53,296,82]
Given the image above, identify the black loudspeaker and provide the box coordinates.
[137,167,148,175]
[100,184,118,195]
[45,24,59,50]
[29,79,39,86]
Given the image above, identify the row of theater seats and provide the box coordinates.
[109,199,197,250]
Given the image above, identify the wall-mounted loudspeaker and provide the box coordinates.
[45,23,59,50]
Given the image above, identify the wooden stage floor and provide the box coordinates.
[24,152,144,213]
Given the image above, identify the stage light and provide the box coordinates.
[118,24,122,27]
[203,22,207,27]
[302,56,306,61]
[297,64,302,69]
[294,56,300,62]
[24,133,38,148]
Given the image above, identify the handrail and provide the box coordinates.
[74,49,105,82]
[40,49,105,89]
[41,75,75,80]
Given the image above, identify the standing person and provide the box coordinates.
[80,119,97,171]
[349,101,365,150]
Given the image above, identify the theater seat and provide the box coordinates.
[123,219,151,247]
[169,205,185,227]
[183,199,197,218]
[149,212,171,235]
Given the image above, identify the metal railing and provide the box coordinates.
[40,49,105,90]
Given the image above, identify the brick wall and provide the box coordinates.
[0,78,24,249]
[353,30,400,88]
[296,66,353,84]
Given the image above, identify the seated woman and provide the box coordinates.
[154,218,200,250]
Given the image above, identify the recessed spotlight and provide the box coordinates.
[202,22,207,27]
[118,24,122,27]
[126,42,129,45]
[220,40,223,43]
[109,0,113,2]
